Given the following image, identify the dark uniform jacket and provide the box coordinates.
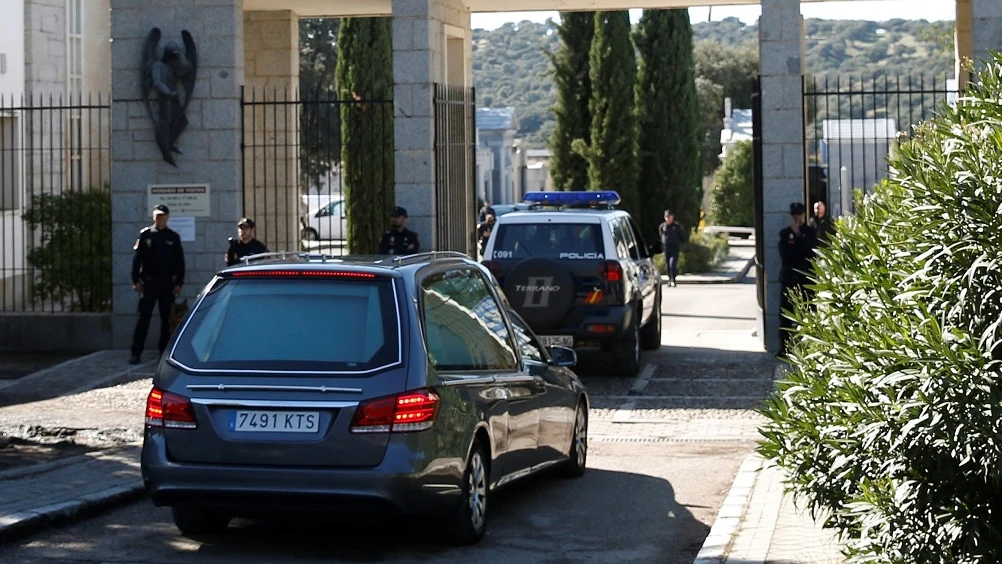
[132,226,185,291]
[378,227,420,256]
[226,238,269,266]
[778,224,817,286]
[476,221,494,253]
[659,221,688,253]
[808,214,836,245]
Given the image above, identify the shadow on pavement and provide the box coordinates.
[1,467,710,563]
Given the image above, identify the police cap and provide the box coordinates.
[153,204,170,216]
[391,206,408,218]
[237,217,256,228]
[789,202,806,215]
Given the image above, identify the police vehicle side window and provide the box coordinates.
[610,219,630,260]
[619,219,640,260]
[628,218,651,258]
[420,269,518,372]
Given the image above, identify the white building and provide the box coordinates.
[822,118,898,217]
[719,97,753,162]
[0,0,111,310]
[475,107,519,204]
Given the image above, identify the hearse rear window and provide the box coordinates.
[491,223,603,260]
[170,277,400,373]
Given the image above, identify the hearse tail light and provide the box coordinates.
[146,387,197,430]
[350,390,440,433]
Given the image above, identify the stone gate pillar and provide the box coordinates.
[759,0,806,353]
[392,0,471,252]
[957,0,1002,88]
[243,10,300,254]
[109,1,244,351]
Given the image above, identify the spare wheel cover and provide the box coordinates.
[503,258,576,331]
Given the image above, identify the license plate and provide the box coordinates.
[230,411,320,433]
[538,335,573,347]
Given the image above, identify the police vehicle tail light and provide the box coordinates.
[146,387,198,430]
[586,324,618,335]
[522,190,621,207]
[350,389,440,433]
[231,270,377,279]
[599,261,623,282]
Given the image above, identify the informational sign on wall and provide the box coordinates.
[169,216,196,242]
[147,183,211,217]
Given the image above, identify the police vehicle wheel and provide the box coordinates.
[640,292,662,351]
[614,313,641,377]
[503,259,575,332]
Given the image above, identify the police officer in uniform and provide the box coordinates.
[130,204,185,364]
[226,217,269,266]
[378,206,420,256]
[778,201,818,356]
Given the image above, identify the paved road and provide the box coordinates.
[0,279,773,563]
[0,440,749,564]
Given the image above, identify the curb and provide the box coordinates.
[0,481,145,543]
[674,257,755,286]
[693,453,765,564]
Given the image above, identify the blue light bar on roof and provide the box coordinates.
[522,191,621,206]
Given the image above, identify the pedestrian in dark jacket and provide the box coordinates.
[807,201,836,245]
[378,206,420,256]
[226,217,269,266]
[130,204,185,364]
[476,213,495,258]
[778,201,818,356]
[658,209,688,287]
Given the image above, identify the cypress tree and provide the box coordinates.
[546,12,594,192]
[586,11,638,215]
[635,9,702,235]
[336,17,394,254]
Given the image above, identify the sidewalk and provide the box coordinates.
[676,238,756,285]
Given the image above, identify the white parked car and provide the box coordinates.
[301,199,345,241]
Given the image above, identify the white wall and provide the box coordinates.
[0,0,25,96]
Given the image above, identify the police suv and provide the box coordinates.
[481,191,662,377]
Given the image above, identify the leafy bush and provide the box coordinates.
[708,140,754,227]
[22,185,112,312]
[653,230,728,274]
[758,56,1002,563]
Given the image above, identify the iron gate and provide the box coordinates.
[433,84,476,255]
[240,87,394,256]
[0,93,111,313]
[803,74,958,216]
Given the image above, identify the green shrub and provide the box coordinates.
[708,139,754,227]
[652,230,728,274]
[758,56,1002,563]
[22,185,112,312]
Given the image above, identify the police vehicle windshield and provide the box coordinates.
[490,223,603,260]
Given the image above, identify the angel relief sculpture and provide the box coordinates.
[142,28,197,167]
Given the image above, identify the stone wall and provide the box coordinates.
[109,1,244,350]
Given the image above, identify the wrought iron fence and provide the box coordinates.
[240,87,394,257]
[434,84,476,256]
[803,74,959,217]
[0,93,111,313]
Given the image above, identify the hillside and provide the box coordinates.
[472,17,955,148]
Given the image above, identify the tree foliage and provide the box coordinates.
[336,18,394,254]
[299,18,341,190]
[693,41,758,175]
[472,17,955,156]
[759,54,1002,562]
[708,140,754,227]
[22,186,111,312]
[546,13,594,192]
[635,9,702,235]
[584,11,638,215]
